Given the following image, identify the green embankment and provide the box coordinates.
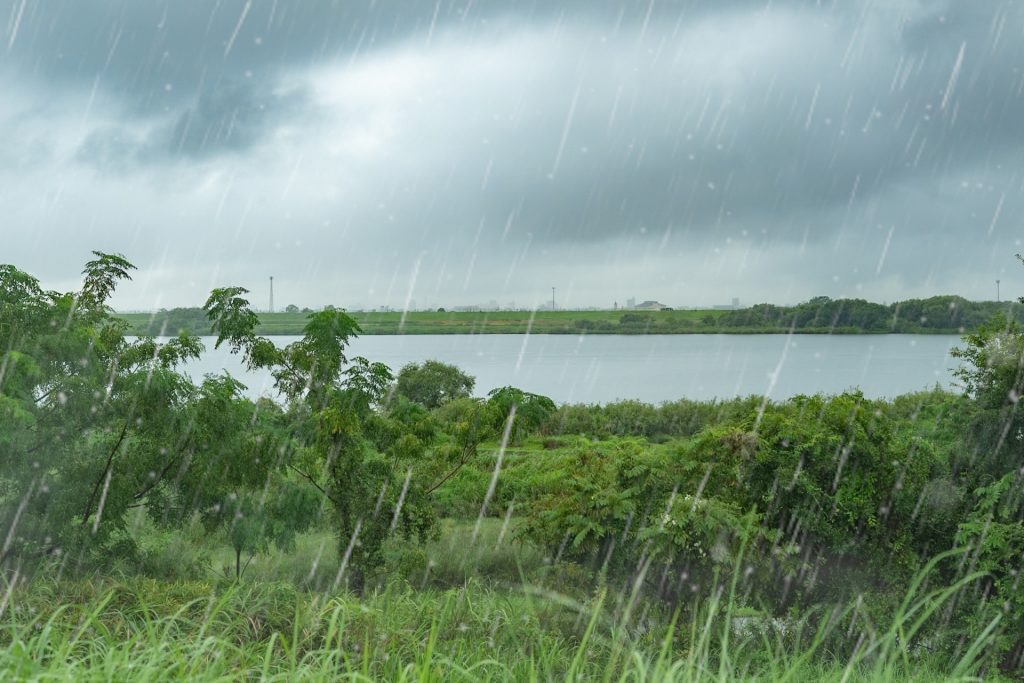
[118,308,727,336]
[117,295,1024,336]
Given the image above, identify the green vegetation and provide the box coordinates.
[715,295,1024,334]
[118,296,1023,336]
[118,307,727,336]
[2,253,1024,680]
[394,360,475,409]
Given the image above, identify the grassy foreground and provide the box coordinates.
[0,519,1011,682]
[0,573,1002,682]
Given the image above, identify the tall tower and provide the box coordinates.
[269,276,274,313]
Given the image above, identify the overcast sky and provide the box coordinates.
[3,0,1023,311]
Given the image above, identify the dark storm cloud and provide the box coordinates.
[296,0,1024,247]
[3,0,1024,307]
[76,78,310,166]
[8,0,1023,187]
[5,0,594,101]
[165,81,309,158]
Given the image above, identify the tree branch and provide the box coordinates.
[425,443,477,495]
[239,552,257,580]
[132,453,181,501]
[33,386,56,404]
[287,463,340,506]
[82,421,129,525]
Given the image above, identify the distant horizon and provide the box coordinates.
[112,292,1017,316]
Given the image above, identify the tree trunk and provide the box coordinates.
[82,421,130,525]
[235,547,241,581]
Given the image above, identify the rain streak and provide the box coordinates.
[2,1,1024,681]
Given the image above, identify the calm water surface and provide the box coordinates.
[172,334,965,404]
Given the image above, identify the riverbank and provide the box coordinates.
[120,309,724,335]
[116,305,999,336]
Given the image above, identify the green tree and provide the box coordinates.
[201,292,437,589]
[394,360,475,409]
[213,482,320,580]
[423,397,498,496]
[946,257,1024,668]
[0,253,207,566]
[486,386,556,444]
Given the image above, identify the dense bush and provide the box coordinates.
[545,396,762,440]
[507,388,1023,670]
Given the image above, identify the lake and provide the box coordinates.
[171,334,966,404]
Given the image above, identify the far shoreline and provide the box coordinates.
[117,296,1019,337]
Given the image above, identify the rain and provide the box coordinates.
[2,0,1024,680]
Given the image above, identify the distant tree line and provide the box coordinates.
[714,295,1023,333]
[129,307,215,336]
[121,296,1023,337]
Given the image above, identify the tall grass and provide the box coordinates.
[0,551,1008,682]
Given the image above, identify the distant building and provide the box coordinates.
[626,297,636,309]
[634,300,669,311]
[453,305,481,312]
[713,298,741,311]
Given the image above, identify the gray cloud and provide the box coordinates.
[76,78,310,166]
[2,0,1024,308]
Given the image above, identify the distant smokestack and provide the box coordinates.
[269,276,274,313]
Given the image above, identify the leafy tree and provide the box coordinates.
[201,293,436,589]
[0,253,207,566]
[423,397,498,496]
[0,255,345,579]
[135,374,306,579]
[946,257,1024,668]
[394,360,475,409]
[742,394,943,608]
[486,386,556,444]
[956,472,1024,667]
[213,482,320,580]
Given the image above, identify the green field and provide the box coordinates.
[119,308,728,336]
